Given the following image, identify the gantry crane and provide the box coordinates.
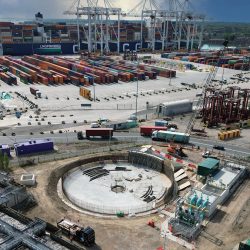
[64,0,205,53]
[185,46,228,134]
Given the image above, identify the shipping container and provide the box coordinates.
[151,130,190,143]
[0,144,11,157]
[85,128,113,139]
[140,126,168,136]
[14,139,54,156]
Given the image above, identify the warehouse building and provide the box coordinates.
[157,99,193,116]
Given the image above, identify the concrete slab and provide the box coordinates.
[175,173,187,182]
[62,162,172,215]
[174,169,184,178]
[178,181,191,190]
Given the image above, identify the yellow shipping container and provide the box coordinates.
[80,87,91,100]
[228,131,234,139]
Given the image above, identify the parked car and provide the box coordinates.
[202,151,211,158]
[98,118,110,124]
[91,123,101,128]
[213,145,225,151]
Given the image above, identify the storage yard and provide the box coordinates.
[0,2,250,249]
[0,54,249,130]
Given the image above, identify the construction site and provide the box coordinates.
[0,0,249,250]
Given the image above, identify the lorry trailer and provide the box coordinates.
[86,128,113,139]
[57,219,95,247]
[30,87,41,98]
[152,130,190,143]
[140,126,167,136]
[77,128,113,140]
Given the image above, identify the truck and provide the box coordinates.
[140,126,167,136]
[57,219,95,247]
[151,130,190,143]
[77,128,113,140]
[30,87,41,98]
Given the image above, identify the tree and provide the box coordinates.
[0,151,3,169]
[3,153,9,171]
[0,151,10,172]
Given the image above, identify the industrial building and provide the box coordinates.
[157,99,193,116]
[197,158,220,177]
[168,162,246,240]
[0,205,85,250]
[0,171,34,209]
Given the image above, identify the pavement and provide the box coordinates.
[1,131,250,158]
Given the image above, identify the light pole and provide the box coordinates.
[14,135,20,166]
[93,83,96,102]
[109,129,111,151]
[135,60,139,118]
[65,130,69,145]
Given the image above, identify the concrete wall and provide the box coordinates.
[162,159,177,204]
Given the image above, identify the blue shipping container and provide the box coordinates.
[0,144,11,157]
[155,120,168,127]
[14,139,54,155]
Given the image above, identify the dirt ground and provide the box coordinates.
[12,150,250,250]
[12,155,167,250]
[197,177,250,250]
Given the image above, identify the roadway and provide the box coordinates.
[1,131,250,158]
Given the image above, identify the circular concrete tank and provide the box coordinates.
[59,151,175,216]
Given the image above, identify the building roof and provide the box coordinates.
[161,99,192,106]
[198,158,220,169]
[211,164,243,187]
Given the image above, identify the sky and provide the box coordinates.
[0,0,249,23]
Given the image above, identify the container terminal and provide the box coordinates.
[0,0,250,249]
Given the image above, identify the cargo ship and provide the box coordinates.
[0,12,181,56]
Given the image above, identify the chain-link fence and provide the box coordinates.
[9,142,147,168]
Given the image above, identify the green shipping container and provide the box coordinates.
[228,60,238,65]
[152,130,190,143]
[126,120,138,129]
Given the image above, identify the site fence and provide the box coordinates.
[9,141,147,168]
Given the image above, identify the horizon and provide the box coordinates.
[0,0,250,23]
